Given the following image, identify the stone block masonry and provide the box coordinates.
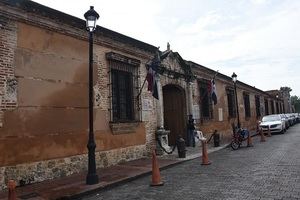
[0,16,18,127]
[0,16,154,190]
[0,145,147,190]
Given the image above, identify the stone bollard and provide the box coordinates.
[213,130,220,147]
[267,126,272,137]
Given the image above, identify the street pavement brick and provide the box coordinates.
[83,124,300,200]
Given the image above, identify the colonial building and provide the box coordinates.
[0,0,159,189]
[0,0,288,189]
[265,90,285,114]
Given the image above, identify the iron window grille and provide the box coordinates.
[198,79,213,120]
[276,102,279,114]
[243,92,251,118]
[264,99,269,115]
[226,87,236,118]
[106,52,141,123]
[255,95,261,117]
[270,100,275,114]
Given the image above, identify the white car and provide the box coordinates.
[280,114,290,129]
[259,115,286,134]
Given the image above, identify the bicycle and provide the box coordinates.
[231,128,249,150]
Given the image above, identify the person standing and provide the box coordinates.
[187,115,196,147]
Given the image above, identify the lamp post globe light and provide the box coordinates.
[231,72,240,129]
[84,6,99,185]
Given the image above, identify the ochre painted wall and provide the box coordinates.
[0,23,146,167]
[193,76,261,141]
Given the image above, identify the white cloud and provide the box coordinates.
[176,12,221,35]
[32,0,300,96]
[251,0,269,5]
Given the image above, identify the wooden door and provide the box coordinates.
[163,85,186,145]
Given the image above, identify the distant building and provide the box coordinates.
[279,87,293,113]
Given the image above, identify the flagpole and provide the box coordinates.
[137,75,147,100]
[136,50,159,100]
[199,70,219,103]
[137,50,161,100]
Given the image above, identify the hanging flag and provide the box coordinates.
[146,62,159,99]
[211,79,217,105]
[152,78,159,99]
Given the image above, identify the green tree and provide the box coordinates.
[291,95,300,113]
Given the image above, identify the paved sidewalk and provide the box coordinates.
[0,140,228,200]
[82,125,300,200]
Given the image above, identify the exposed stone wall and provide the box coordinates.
[93,44,158,155]
[192,70,263,143]
[0,145,147,190]
[1,0,287,192]
[140,62,158,154]
[192,77,230,140]
[0,3,157,190]
[0,16,18,127]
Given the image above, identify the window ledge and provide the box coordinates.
[200,117,213,124]
[109,121,141,135]
[228,116,237,119]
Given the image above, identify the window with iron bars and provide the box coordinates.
[255,95,261,117]
[243,92,251,118]
[270,100,275,114]
[226,88,236,118]
[198,79,213,120]
[276,102,279,114]
[264,99,269,115]
[280,103,283,113]
[106,52,140,123]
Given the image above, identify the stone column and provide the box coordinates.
[187,81,194,116]
[155,75,170,155]
[156,76,164,129]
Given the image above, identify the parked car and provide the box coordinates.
[259,114,286,134]
[286,113,295,126]
[280,114,290,129]
[292,113,299,124]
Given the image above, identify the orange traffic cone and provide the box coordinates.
[267,126,272,137]
[247,133,254,147]
[260,128,266,142]
[8,180,16,200]
[201,140,211,165]
[150,150,164,186]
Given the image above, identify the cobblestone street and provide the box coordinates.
[82,124,300,200]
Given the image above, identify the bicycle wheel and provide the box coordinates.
[231,141,240,150]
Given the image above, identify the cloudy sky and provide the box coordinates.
[33,0,300,96]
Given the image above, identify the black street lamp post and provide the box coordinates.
[84,6,99,185]
[232,72,240,129]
